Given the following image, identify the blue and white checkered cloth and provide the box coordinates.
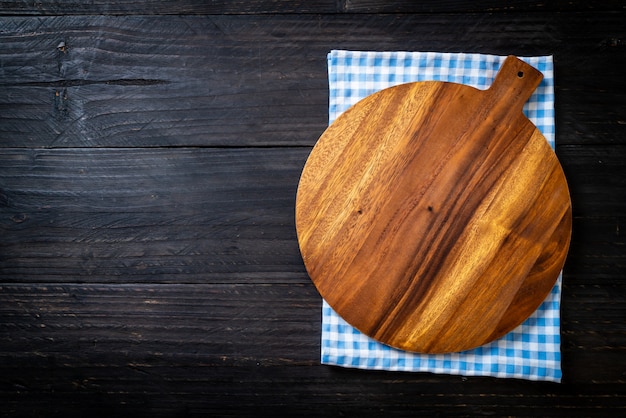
[321,51,561,382]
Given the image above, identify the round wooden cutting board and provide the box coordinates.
[295,55,572,354]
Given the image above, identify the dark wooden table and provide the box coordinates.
[1,2,625,417]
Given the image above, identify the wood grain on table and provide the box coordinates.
[0,3,624,416]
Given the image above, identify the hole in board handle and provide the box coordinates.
[517,71,524,78]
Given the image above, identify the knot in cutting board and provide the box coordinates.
[295,55,572,354]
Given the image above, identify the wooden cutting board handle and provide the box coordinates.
[296,56,572,353]
[487,55,544,113]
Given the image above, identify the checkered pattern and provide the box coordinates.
[321,51,561,382]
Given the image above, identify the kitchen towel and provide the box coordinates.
[321,50,561,382]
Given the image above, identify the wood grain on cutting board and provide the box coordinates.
[296,56,572,353]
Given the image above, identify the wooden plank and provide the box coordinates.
[555,49,626,145]
[0,282,624,417]
[4,361,625,417]
[3,366,626,417]
[0,146,623,284]
[0,283,322,363]
[0,147,310,284]
[0,14,624,147]
[0,1,338,15]
[567,217,626,282]
[558,145,626,217]
[0,0,623,15]
[0,282,622,367]
[561,283,626,350]
[340,0,626,13]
